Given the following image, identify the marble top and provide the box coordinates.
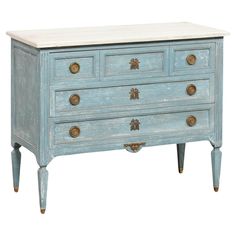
[7,22,228,48]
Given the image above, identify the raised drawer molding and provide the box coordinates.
[7,22,228,214]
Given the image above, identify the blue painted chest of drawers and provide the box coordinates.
[7,23,228,213]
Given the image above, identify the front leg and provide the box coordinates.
[11,143,21,192]
[38,166,48,214]
[177,143,185,173]
[211,146,222,192]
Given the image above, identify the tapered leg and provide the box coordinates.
[177,143,185,173]
[38,167,48,214]
[211,147,222,192]
[11,144,21,192]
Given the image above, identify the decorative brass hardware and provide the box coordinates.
[186,115,197,127]
[129,58,140,70]
[69,126,80,138]
[129,88,140,100]
[186,84,197,96]
[69,94,80,106]
[124,142,146,153]
[69,62,80,74]
[130,119,140,131]
[186,54,197,65]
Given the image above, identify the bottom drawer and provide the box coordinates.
[53,109,212,146]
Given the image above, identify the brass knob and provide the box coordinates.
[186,84,197,96]
[186,115,197,127]
[69,62,80,74]
[69,126,80,138]
[69,94,80,106]
[186,54,197,65]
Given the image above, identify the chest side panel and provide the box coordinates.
[11,40,40,153]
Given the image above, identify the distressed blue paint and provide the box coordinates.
[170,42,216,75]
[11,41,40,160]
[38,167,48,213]
[53,79,212,117]
[212,39,223,147]
[54,110,211,146]
[100,46,169,80]
[10,37,224,213]
[50,50,99,82]
[211,147,222,191]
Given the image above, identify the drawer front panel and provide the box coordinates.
[52,78,213,117]
[50,51,99,82]
[170,43,215,75]
[100,46,169,80]
[53,109,212,145]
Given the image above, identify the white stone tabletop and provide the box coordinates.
[7,22,229,48]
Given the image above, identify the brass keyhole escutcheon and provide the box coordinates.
[186,115,197,127]
[69,94,80,106]
[69,62,80,74]
[186,84,197,96]
[124,142,146,153]
[186,54,197,65]
[129,88,139,100]
[129,58,140,70]
[69,126,80,138]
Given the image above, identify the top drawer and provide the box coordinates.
[100,46,169,81]
[170,43,215,75]
[50,50,99,82]
[49,41,215,85]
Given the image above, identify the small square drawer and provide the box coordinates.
[50,50,99,82]
[100,46,169,81]
[51,78,213,117]
[170,43,215,75]
[52,109,212,146]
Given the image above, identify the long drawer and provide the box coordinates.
[52,109,212,146]
[51,78,213,117]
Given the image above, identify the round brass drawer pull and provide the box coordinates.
[186,54,197,65]
[186,115,197,127]
[69,94,80,106]
[69,126,80,138]
[186,84,197,96]
[69,62,80,74]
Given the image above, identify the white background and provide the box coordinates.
[0,0,235,235]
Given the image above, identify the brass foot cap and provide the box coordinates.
[40,209,46,214]
[14,187,19,192]
[214,187,219,192]
[178,168,183,174]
